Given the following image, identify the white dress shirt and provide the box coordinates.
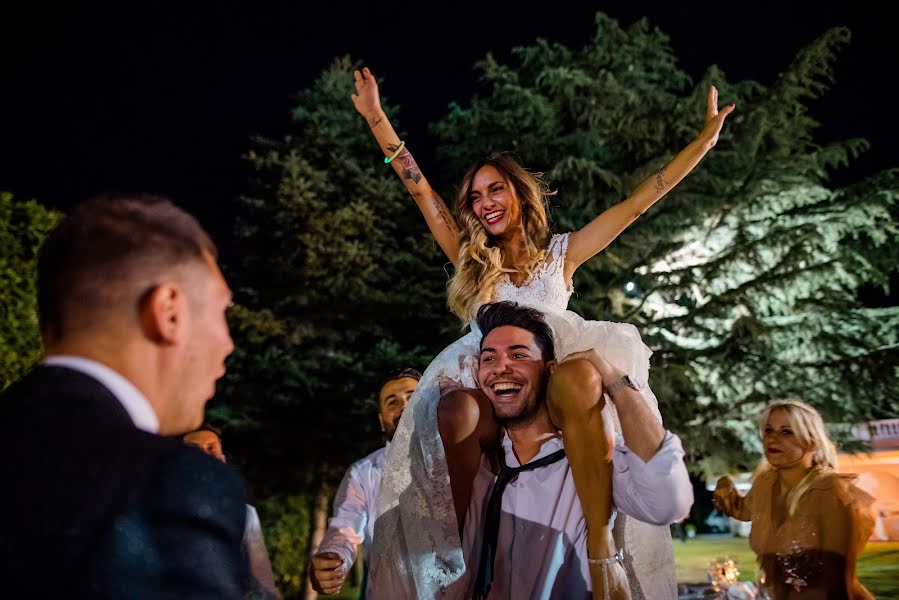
[43,355,159,433]
[244,505,281,599]
[459,430,693,599]
[317,444,387,575]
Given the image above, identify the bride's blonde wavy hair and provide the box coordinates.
[753,399,838,516]
[448,153,554,323]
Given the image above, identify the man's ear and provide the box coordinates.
[139,283,185,344]
[378,413,387,433]
[546,360,558,376]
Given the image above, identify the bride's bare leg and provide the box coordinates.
[548,359,630,600]
[438,389,500,534]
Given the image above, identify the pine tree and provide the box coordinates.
[430,14,899,473]
[219,56,455,487]
[219,58,462,595]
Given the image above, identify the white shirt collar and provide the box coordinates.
[43,355,160,434]
[501,431,563,467]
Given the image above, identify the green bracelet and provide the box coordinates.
[384,140,406,164]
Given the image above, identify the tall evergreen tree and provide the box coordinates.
[219,58,461,596]
[430,14,899,473]
[219,56,455,489]
[0,192,60,390]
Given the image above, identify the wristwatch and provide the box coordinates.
[605,374,640,397]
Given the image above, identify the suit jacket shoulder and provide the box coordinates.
[0,366,248,598]
[100,441,249,599]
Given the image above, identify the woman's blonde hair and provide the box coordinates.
[755,399,838,515]
[447,153,553,323]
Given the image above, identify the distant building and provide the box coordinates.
[838,419,899,541]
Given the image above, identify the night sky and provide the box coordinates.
[2,1,895,273]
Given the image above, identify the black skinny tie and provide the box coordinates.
[473,447,567,599]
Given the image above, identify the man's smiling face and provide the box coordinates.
[478,325,554,427]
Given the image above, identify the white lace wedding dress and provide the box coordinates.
[369,233,678,599]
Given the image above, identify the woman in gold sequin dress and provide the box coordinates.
[714,400,874,599]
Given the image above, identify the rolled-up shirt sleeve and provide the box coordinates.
[612,431,693,525]
[316,464,368,576]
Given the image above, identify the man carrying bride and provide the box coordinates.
[451,301,692,599]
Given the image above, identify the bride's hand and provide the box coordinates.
[352,66,383,124]
[697,85,736,150]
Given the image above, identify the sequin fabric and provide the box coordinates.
[744,469,875,599]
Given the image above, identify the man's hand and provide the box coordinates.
[309,551,346,595]
[607,561,632,600]
[438,375,464,397]
[562,349,624,387]
[589,558,631,600]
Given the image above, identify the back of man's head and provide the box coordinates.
[38,193,216,343]
[183,423,226,463]
[476,301,555,362]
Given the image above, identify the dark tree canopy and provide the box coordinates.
[0,192,60,390]
[430,16,898,472]
[217,57,456,493]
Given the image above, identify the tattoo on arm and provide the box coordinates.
[387,144,423,184]
[431,192,459,236]
[369,115,384,129]
[653,166,667,193]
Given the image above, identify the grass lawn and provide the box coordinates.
[328,537,899,599]
[332,586,362,599]
[674,535,899,599]
[857,542,899,600]
[673,534,759,584]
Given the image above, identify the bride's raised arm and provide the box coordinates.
[565,85,735,275]
[352,67,461,264]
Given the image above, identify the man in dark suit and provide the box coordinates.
[0,194,248,598]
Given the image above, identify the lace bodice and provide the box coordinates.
[492,233,573,312]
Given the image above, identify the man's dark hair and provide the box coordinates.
[37,193,216,342]
[183,422,223,443]
[379,367,423,392]
[476,301,555,361]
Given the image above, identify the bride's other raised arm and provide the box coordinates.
[352,66,461,264]
[566,85,735,274]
